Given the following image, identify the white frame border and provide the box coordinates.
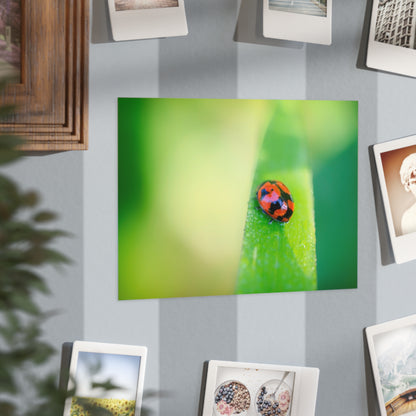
[201,360,319,416]
[373,134,416,264]
[366,0,416,78]
[108,0,188,41]
[366,314,416,416]
[262,0,332,45]
[63,340,148,416]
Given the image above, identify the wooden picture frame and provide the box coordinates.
[0,0,89,151]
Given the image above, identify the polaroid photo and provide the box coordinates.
[262,0,332,45]
[63,341,147,416]
[367,0,416,78]
[373,134,416,264]
[366,315,416,416]
[201,360,319,416]
[108,0,188,41]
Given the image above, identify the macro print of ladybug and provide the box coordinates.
[256,180,294,224]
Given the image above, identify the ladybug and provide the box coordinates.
[256,180,294,223]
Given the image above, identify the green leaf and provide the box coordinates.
[9,292,41,315]
[20,191,39,207]
[0,400,16,416]
[237,103,317,293]
[7,269,51,295]
[0,366,18,394]
[91,379,122,391]
[30,342,56,365]
[0,148,21,165]
[25,247,71,266]
[0,104,17,120]
[32,210,58,222]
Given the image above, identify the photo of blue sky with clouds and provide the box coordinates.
[75,352,141,400]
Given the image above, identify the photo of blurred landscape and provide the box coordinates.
[71,352,141,416]
[374,324,416,413]
[115,0,178,11]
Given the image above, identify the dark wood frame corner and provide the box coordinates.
[0,0,89,151]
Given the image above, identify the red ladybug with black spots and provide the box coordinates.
[256,180,294,224]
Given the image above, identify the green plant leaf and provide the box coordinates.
[0,78,75,416]
[0,105,18,120]
[7,269,51,295]
[0,149,21,165]
[7,292,41,315]
[91,379,122,391]
[0,400,17,416]
[30,342,56,365]
[24,247,71,266]
[0,366,18,394]
[20,190,39,208]
[32,210,58,222]
[237,103,317,293]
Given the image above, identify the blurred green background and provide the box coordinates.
[118,98,357,299]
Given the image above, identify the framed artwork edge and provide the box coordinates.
[0,0,89,151]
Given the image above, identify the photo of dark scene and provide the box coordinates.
[268,0,327,17]
[375,0,416,49]
[0,0,21,80]
[115,0,178,11]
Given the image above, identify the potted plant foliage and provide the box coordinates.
[0,83,155,416]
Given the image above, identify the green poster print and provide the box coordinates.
[118,98,357,299]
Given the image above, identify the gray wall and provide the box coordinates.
[6,0,416,415]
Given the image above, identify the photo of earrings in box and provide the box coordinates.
[201,360,319,416]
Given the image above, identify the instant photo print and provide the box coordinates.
[367,0,416,78]
[108,0,188,41]
[201,360,319,416]
[63,341,147,416]
[366,315,416,416]
[262,0,332,45]
[374,134,416,264]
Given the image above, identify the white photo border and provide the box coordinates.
[201,360,319,416]
[373,134,416,264]
[262,0,332,45]
[366,314,416,416]
[63,340,148,416]
[367,0,416,78]
[108,0,188,41]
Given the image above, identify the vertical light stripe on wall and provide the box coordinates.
[86,2,161,413]
[5,153,84,370]
[158,1,238,415]
[376,73,416,322]
[236,7,308,365]
[305,1,378,415]
[159,0,238,99]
